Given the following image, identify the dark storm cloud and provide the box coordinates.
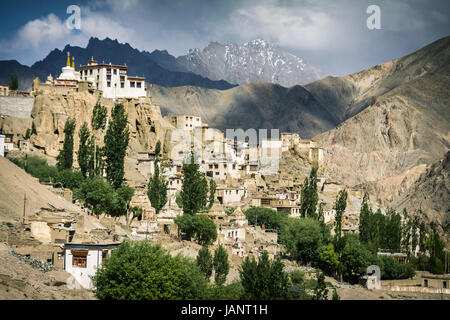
[0,0,449,75]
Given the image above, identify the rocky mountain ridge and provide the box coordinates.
[177,39,325,87]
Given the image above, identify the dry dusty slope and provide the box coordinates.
[0,156,82,222]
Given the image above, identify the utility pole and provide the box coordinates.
[22,194,27,224]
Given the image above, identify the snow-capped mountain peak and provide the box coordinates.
[177,39,325,87]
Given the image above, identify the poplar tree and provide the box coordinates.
[334,189,347,240]
[147,141,167,215]
[57,117,76,170]
[300,167,318,218]
[196,246,213,281]
[359,193,371,244]
[180,152,208,215]
[213,245,229,286]
[207,179,216,211]
[104,103,129,189]
[78,122,92,178]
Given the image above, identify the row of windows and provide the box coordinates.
[106,81,142,88]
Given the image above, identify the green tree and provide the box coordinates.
[340,234,375,282]
[175,215,217,245]
[313,271,328,300]
[280,218,323,264]
[24,128,31,140]
[300,167,319,218]
[244,206,288,237]
[104,103,129,189]
[411,217,419,256]
[8,75,18,90]
[418,222,427,254]
[56,117,76,170]
[426,222,446,274]
[77,122,94,178]
[207,179,216,211]
[147,141,167,215]
[109,185,135,226]
[75,176,115,216]
[196,246,213,281]
[11,155,58,184]
[401,209,411,254]
[240,251,289,300]
[213,245,229,286]
[359,193,372,244]
[179,152,208,215]
[91,101,107,131]
[93,241,209,300]
[317,243,339,276]
[334,189,347,240]
[332,288,340,300]
[55,169,84,191]
[193,215,218,245]
[383,207,402,251]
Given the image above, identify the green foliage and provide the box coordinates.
[93,241,209,300]
[196,246,213,281]
[104,103,129,189]
[207,179,216,211]
[300,167,319,218]
[317,243,339,275]
[175,214,218,245]
[358,195,403,253]
[244,206,288,236]
[180,152,208,215]
[280,218,323,264]
[109,185,135,224]
[77,122,94,178]
[359,193,371,244]
[426,222,446,274]
[313,271,328,300]
[10,155,58,184]
[377,255,415,280]
[208,282,244,300]
[147,141,167,215]
[418,222,427,254]
[239,251,289,300]
[225,207,235,216]
[24,128,31,140]
[332,288,340,300]
[334,189,347,240]
[56,117,76,171]
[289,270,305,286]
[55,169,84,191]
[75,176,115,216]
[340,234,375,281]
[9,75,18,90]
[213,245,229,286]
[91,101,107,131]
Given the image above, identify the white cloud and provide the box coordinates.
[227,5,335,51]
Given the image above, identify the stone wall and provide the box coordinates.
[0,96,34,119]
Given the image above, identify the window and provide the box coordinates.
[102,250,108,265]
[137,82,142,88]
[444,281,447,289]
[72,251,88,268]
[424,279,428,287]
[130,81,135,88]
[107,81,111,87]
[113,69,117,75]
[121,82,124,88]
[90,69,93,75]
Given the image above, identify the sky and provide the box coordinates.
[0,0,449,76]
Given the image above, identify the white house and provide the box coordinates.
[79,57,146,99]
[63,243,120,289]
